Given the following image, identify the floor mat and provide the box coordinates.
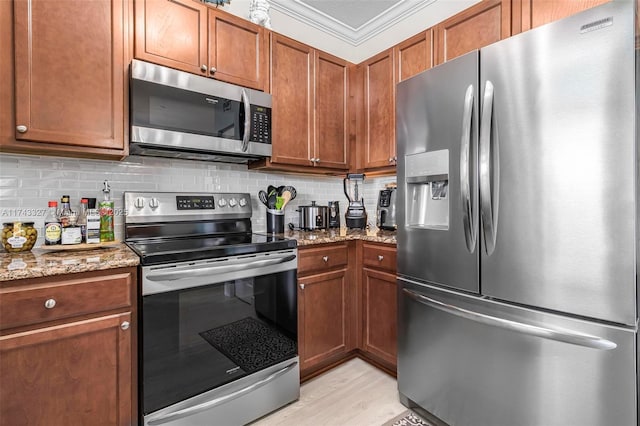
[382,410,434,426]
[199,317,296,374]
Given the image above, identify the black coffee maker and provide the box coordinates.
[328,201,340,228]
[343,173,367,229]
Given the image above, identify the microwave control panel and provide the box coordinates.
[250,106,271,144]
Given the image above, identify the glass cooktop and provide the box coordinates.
[127,233,296,266]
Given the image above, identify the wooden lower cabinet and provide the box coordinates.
[361,268,397,370]
[0,268,137,425]
[298,269,351,373]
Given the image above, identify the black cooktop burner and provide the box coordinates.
[127,233,296,266]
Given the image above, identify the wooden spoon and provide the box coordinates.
[280,191,292,210]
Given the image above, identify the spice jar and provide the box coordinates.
[2,222,38,252]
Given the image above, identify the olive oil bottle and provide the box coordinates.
[99,181,115,242]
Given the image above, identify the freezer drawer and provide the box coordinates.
[398,278,637,426]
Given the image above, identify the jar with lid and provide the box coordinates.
[2,222,37,252]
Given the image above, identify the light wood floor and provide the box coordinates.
[250,358,407,426]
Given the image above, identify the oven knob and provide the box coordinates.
[239,198,247,207]
[134,197,145,209]
[149,198,159,210]
[218,198,227,207]
[229,198,237,207]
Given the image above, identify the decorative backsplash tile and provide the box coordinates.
[0,153,395,245]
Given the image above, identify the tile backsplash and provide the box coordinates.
[0,153,396,245]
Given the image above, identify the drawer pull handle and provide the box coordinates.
[378,255,384,261]
[44,298,56,309]
[121,321,130,330]
[299,283,305,290]
[322,256,329,262]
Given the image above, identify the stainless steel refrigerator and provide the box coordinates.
[396,2,638,425]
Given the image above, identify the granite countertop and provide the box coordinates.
[0,243,140,282]
[285,227,396,246]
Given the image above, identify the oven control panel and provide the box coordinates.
[176,196,215,210]
[124,192,252,223]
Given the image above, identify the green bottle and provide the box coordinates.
[99,180,115,242]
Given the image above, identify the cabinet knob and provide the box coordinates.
[44,298,56,309]
[388,157,394,163]
[315,158,320,163]
[299,283,305,290]
[210,67,217,74]
[121,321,130,330]
[378,255,384,261]
[201,64,207,72]
[16,125,27,133]
[322,256,328,262]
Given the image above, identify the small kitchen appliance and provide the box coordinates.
[376,188,397,230]
[297,201,328,231]
[328,201,340,228]
[343,174,367,229]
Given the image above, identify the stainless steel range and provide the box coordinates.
[124,192,299,426]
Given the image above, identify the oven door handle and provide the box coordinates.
[146,254,296,282]
[147,361,298,425]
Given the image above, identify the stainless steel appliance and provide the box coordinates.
[297,201,328,230]
[343,173,367,229]
[396,3,638,426]
[130,60,272,163]
[328,201,340,228]
[376,188,397,230]
[124,192,299,426]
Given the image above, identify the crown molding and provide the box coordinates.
[269,0,438,46]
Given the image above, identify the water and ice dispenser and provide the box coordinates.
[405,150,449,229]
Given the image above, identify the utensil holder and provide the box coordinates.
[266,209,284,233]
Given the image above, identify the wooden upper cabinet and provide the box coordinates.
[135,0,268,90]
[362,48,396,170]
[435,0,511,65]
[9,0,127,153]
[394,29,434,83]
[314,51,349,169]
[208,10,269,91]
[135,0,207,75]
[270,34,314,166]
[513,0,610,34]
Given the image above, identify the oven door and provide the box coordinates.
[141,249,298,424]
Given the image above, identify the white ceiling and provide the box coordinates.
[224,0,480,63]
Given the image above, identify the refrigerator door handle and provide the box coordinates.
[402,288,617,351]
[479,80,500,255]
[460,84,477,253]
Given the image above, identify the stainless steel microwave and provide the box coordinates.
[130,60,272,163]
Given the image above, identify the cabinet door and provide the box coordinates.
[395,29,433,83]
[314,51,349,169]
[435,0,511,65]
[135,0,208,76]
[13,0,126,150]
[298,269,349,372]
[513,0,610,34]
[208,10,268,91]
[362,268,397,369]
[270,34,314,166]
[0,313,133,425]
[363,48,396,169]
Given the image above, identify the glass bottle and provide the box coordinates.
[44,201,62,245]
[77,198,88,243]
[59,195,72,228]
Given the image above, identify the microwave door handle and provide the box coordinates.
[241,88,251,152]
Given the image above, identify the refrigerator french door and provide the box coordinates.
[396,2,638,425]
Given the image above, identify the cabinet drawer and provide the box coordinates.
[0,272,133,330]
[298,243,348,275]
[363,243,397,272]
